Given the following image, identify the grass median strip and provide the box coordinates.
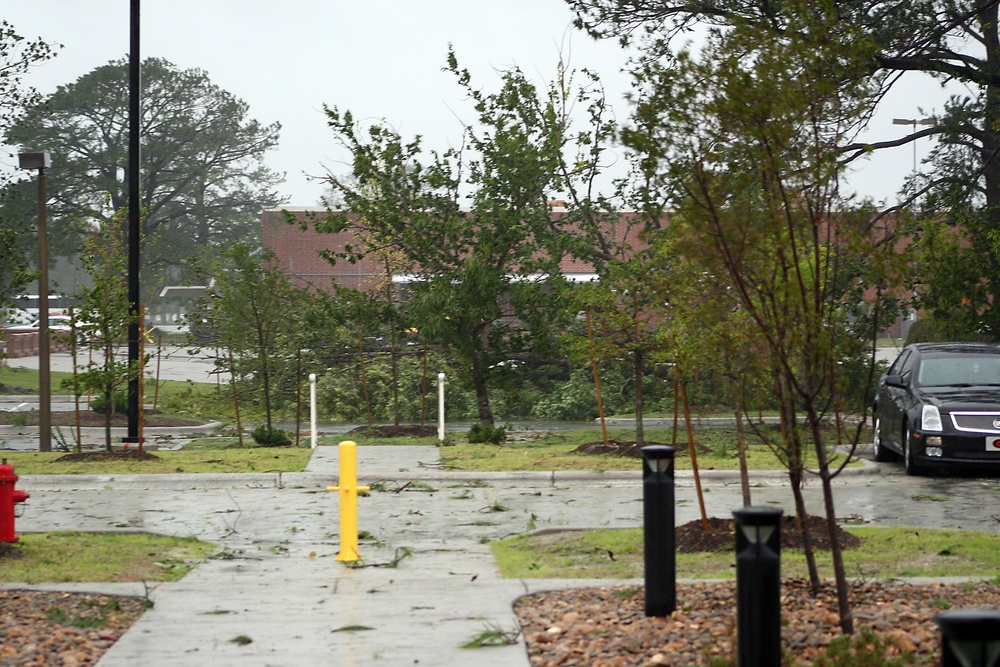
[439,426,867,472]
[491,526,1000,580]
[0,532,216,583]
[0,447,312,474]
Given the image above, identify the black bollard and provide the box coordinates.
[733,506,783,667]
[642,445,676,617]
[937,608,1000,667]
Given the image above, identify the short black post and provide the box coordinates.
[642,445,676,617]
[733,506,783,667]
[937,609,1000,667]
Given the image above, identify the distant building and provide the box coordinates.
[262,203,645,293]
[263,205,913,341]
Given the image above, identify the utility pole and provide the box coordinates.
[125,0,142,447]
[892,116,935,173]
[18,152,52,452]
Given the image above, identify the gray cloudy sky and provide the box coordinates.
[4,0,946,206]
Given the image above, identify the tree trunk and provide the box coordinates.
[470,352,494,425]
[734,398,751,507]
[778,384,821,593]
[633,292,645,445]
[103,388,112,452]
[808,406,855,634]
[358,331,373,426]
[634,348,645,445]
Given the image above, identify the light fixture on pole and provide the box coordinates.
[893,117,935,173]
[641,445,676,617]
[936,608,1000,666]
[17,151,52,453]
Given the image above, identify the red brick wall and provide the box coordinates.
[263,207,651,293]
[262,208,387,292]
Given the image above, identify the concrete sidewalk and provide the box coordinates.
[10,445,649,666]
[1,444,962,667]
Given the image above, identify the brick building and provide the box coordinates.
[262,204,647,292]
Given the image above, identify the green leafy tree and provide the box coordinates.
[6,57,285,288]
[312,53,619,424]
[567,0,1000,338]
[624,0,892,633]
[72,210,139,451]
[0,20,57,149]
[190,243,313,431]
[0,181,37,322]
[0,21,58,317]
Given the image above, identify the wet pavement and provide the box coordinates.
[4,443,1000,666]
[5,344,1000,665]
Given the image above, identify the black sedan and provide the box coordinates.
[873,342,1000,475]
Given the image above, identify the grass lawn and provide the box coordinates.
[1,445,312,475]
[439,426,867,472]
[492,526,1000,580]
[0,532,216,583]
[3,425,865,474]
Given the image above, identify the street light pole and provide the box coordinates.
[18,152,52,452]
[125,0,142,447]
[892,117,935,173]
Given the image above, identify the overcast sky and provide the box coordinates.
[3,0,950,208]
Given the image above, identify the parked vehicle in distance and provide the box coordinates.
[4,314,74,333]
[873,342,1000,475]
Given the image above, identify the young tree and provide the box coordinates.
[190,243,312,433]
[72,210,138,451]
[624,0,891,634]
[6,57,285,286]
[562,247,669,445]
[312,53,618,424]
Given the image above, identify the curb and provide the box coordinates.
[15,456,881,492]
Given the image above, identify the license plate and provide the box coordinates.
[987,437,1000,451]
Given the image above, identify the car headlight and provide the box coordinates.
[922,404,944,432]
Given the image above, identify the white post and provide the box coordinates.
[437,372,446,442]
[309,373,318,449]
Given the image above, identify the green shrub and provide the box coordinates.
[468,423,508,444]
[91,391,128,415]
[251,424,292,447]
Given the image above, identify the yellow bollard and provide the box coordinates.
[327,440,370,562]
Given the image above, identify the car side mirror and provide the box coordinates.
[884,374,906,388]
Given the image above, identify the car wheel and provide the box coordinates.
[872,417,894,462]
[903,426,924,476]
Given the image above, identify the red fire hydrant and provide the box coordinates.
[0,458,29,543]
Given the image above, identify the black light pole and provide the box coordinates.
[18,152,52,453]
[733,506,783,667]
[642,444,676,617]
[125,0,142,446]
[937,609,1000,667]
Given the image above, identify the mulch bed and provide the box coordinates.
[674,515,861,553]
[517,578,1000,666]
[0,589,147,666]
[346,424,438,438]
[52,450,161,463]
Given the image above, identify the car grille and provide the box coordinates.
[950,412,1000,433]
[952,450,1000,460]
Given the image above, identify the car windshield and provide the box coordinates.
[917,354,1000,387]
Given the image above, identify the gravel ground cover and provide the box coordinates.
[516,578,1000,666]
[0,590,146,666]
